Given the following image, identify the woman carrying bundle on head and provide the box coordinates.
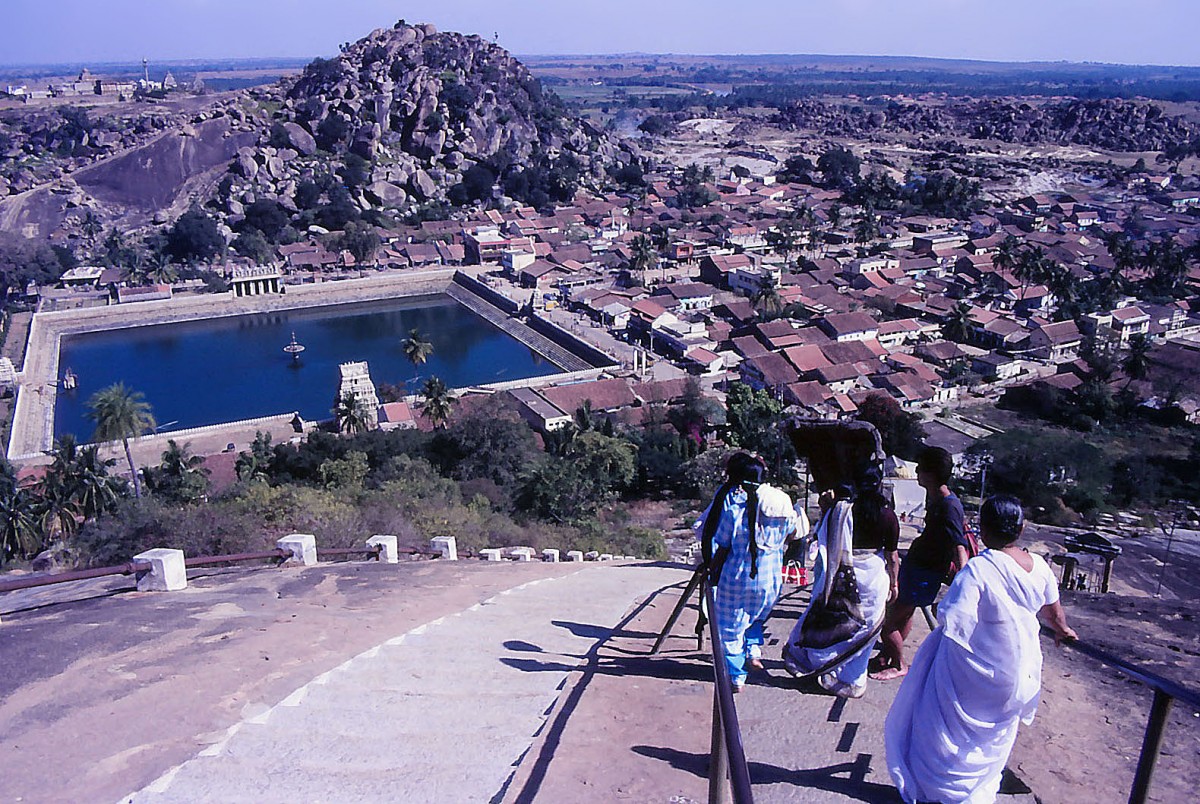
[783,463,898,699]
[698,452,800,692]
[885,495,1077,804]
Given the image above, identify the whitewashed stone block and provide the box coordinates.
[542,549,560,562]
[134,548,188,592]
[585,551,600,561]
[480,548,504,562]
[599,553,614,562]
[277,534,317,566]
[510,547,534,562]
[566,551,584,562]
[367,535,398,563]
[431,536,458,561]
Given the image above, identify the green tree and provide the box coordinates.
[668,377,726,446]
[143,440,209,504]
[854,392,927,460]
[87,383,156,499]
[817,146,861,189]
[333,393,373,435]
[421,377,455,429]
[724,382,797,481]
[777,153,815,184]
[235,432,274,483]
[233,229,274,263]
[1122,332,1153,382]
[165,209,225,264]
[628,234,658,285]
[431,400,542,487]
[751,272,784,318]
[0,482,39,566]
[401,328,434,372]
[336,221,379,265]
[318,450,370,490]
[942,301,974,343]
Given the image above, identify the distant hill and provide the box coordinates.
[0,21,639,243]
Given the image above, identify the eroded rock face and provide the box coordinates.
[0,19,639,243]
[772,97,1198,152]
[280,122,317,156]
[216,20,635,212]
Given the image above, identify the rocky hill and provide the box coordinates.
[214,21,637,225]
[0,21,638,245]
[772,97,1198,152]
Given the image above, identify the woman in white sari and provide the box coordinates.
[784,466,898,699]
[885,495,1077,804]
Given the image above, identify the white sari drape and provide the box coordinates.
[885,549,1060,804]
[784,501,889,687]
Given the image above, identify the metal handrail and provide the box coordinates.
[316,545,383,561]
[185,549,290,568]
[920,605,1199,804]
[0,560,151,593]
[702,578,755,804]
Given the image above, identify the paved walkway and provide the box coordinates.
[122,564,687,804]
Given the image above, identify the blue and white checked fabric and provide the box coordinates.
[698,484,799,681]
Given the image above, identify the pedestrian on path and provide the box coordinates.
[698,452,800,691]
[784,464,898,698]
[885,494,1076,804]
[871,446,968,682]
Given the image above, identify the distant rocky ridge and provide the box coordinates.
[772,97,1198,152]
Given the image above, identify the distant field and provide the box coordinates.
[553,84,693,103]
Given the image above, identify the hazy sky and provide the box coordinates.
[2,1,1198,67]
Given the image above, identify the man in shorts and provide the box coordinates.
[870,446,968,681]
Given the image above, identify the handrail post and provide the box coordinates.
[709,687,730,804]
[1129,690,1173,804]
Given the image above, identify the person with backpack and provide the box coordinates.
[698,452,800,691]
[871,446,970,681]
[783,463,899,698]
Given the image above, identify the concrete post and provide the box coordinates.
[510,547,534,562]
[566,551,584,562]
[480,548,504,562]
[585,551,600,561]
[277,534,317,566]
[431,536,458,561]
[367,535,398,564]
[599,553,614,562]
[133,548,188,592]
[542,549,560,563]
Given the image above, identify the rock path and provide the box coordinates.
[123,564,685,804]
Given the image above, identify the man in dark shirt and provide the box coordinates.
[870,446,968,681]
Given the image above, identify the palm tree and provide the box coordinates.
[751,273,784,318]
[87,383,155,499]
[235,431,273,484]
[144,439,208,503]
[333,393,372,435]
[401,328,434,368]
[628,234,657,287]
[1122,333,1153,382]
[0,483,39,566]
[81,211,103,245]
[70,445,122,519]
[942,301,974,343]
[420,377,454,429]
[39,435,85,538]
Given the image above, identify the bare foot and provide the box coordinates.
[869,666,908,682]
[747,658,765,672]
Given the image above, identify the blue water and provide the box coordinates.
[54,295,562,439]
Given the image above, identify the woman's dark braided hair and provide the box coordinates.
[701,452,768,580]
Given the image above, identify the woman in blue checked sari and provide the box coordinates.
[698,452,800,691]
